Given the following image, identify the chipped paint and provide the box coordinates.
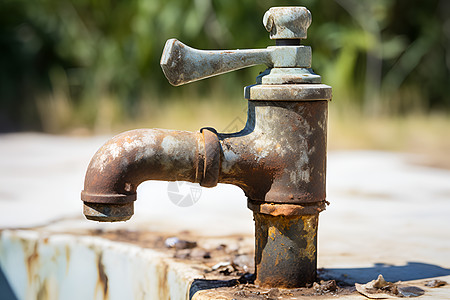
[221,149,239,173]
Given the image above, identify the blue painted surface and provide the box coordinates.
[0,265,17,300]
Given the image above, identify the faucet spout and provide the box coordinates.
[81,128,220,222]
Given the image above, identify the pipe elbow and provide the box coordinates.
[81,128,219,221]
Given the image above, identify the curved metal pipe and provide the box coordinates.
[81,128,212,221]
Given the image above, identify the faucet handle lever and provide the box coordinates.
[160,39,311,86]
[160,7,313,86]
[160,39,271,86]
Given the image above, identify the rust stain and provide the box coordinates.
[65,245,71,275]
[96,253,109,300]
[301,215,318,261]
[157,261,169,300]
[219,100,327,205]
[254,213,318,288]
[36,279,49,300]
[26,242,39,284]
[268,227,276,241]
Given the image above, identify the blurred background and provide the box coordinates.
[0,0,449,166]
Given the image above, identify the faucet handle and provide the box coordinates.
[160,7,313,86]
[263,7,312,41]
[160,39,272,86]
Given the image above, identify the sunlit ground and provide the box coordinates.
[328,112,450,169]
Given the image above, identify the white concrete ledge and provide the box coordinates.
[0,230,203,300]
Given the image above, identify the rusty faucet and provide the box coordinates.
[81,7,331,288]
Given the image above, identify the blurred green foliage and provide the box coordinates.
[0,0,449,132]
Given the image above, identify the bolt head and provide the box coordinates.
[263,7,312,40]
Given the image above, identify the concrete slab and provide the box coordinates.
[0,229,201,300]
[192,275,450,299]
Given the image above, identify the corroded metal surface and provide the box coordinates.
[161,39,311,86]
[81,128,221,221]
[245,83,332,101]
[82,99,328,221]
[256,68,322,85]
[83,202,134,222]
[263,7,311,40]
[254,213,318,288]
[219,100,328,205]
[248,199,327,216]
[160,7,315,87]
[200,128,220,188]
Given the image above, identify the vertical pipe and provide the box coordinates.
[254,213,318,288]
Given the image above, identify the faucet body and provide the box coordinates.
[243,83,330,287]
[82,6,332,289]
[82,87,330,288]
[82,97,329,219]
[220,99,327,209]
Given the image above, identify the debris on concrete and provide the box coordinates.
[190,248,211,259]
[355,274,424,298]
[232,254,253,273]
[195,279,355,299]
[173,247,211,260]
[211,261,232,271]
[397,286,426,297]
[355,274,399,299]
[312,279,338,294]
[173,249,191,259]
[165,236,197,249]
[210,261,237,276]
[425,279,447,288]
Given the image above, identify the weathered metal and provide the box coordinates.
[263,7,312,40]
[81,129,200,221]
[245,84,332,101]
[199,128,220,188]
[218,100,328,206]
[255,68,322,85]
[160,7,313,86]
[161,39,312,86]
[248,200,326,217]
[254,213,318,288]
[82,100,328,218]
[83,202,134,222]
[82,5,331,289]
